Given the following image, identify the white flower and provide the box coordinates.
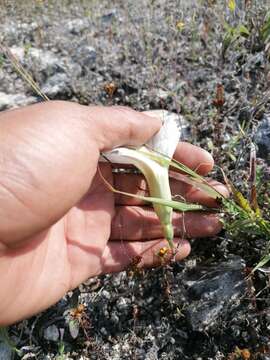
[101,110,182,248]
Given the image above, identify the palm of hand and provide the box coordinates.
[1,165,115,324]
[0,102,228,326]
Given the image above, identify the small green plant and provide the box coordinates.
[260,10,270,56]
[0,326,22,357]
[226,122,247,163]
[55,340,66,360]
[23,42,32,56]
[220,145,270,271]
[222,22,250,60]
[260,11,270,44]
[0,54,5,68]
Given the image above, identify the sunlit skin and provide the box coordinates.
[0,101,228,326]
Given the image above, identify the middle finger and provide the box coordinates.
[110,205,222,241]
[113,173,228,207]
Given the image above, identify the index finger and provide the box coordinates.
[173,142,214,176]
[90,106,162,152]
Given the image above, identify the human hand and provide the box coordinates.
[0,101,227,325]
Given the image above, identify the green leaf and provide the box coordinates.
[237,24,250,37]
[114,188,205,212]
[98,166,206,212]
[261,15,270,41]
[68,320,80,339]
[0,54,5,68]
[253,254,270,273]
[0,326,20,355]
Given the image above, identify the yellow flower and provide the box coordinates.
[228,0,236,12]
[176,21,185,31]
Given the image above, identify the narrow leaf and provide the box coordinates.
[238,24,250,37]
[253,254,270,273]
[98,166,205,212]
[139,148,223,200]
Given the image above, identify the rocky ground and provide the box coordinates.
[1,0,270,359]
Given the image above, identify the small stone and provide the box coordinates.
[182,256,246,331]
[243,52,265,73]
[155,89,171,101]
[116,297,129,311]
[101,290,111,300]
[67,19,89,35]
[100,327,108,336]
[41,73,70,98]
[111,312,119,324]
[101,10,117,24]
[43,325,59,342]
[0,92,36,110]
[0,342,13,360]
[28,48,63,77]
[73,45,97,68]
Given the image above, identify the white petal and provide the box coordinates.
[100,148,133,165]
[101,147,160,170]
[144,110,182,158]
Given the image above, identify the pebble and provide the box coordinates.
[43,325,59,342]
[183,256,246,331]
[0,92,36,110]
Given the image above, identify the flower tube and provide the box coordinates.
[101,111,181,248]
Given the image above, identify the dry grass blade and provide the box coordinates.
[0,42,49,101]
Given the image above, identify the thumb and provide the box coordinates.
[88,106,162,151]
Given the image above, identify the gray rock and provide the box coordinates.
[9,46,64,78]
[101,290,111,300]
[145,343,159,360]
[73,45,97,68]
[154,88,171,101]
[188,68,211,85]
[116,297,129,311]
[28,48,64,77]
[254,115,270,164]
[100,327,108,336]
[101,10,117,24]
[7,46,82,98]
[0,342,13,360]
[19,345,38,359]
[182,256,246,331]
[67,18,89,35]
[41,72,70,98]
[243,52,265,73]
[43,325,59,342]
[110,312,120,324]
[0,92,36,110]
